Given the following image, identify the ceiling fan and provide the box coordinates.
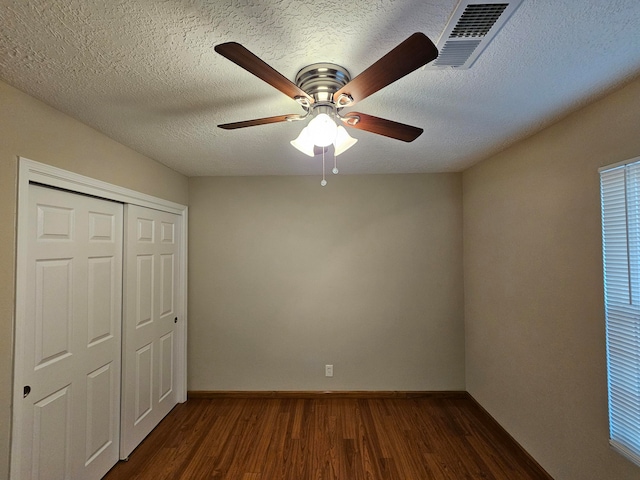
[214,33,438,181]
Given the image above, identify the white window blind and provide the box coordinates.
[600,159,640,467]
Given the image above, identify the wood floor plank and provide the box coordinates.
[103,395,553,480]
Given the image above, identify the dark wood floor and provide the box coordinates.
[103,394,552,480]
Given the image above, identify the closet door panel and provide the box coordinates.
[17,184,123,480]
[121,205,181,458]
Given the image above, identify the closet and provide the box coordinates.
[11,160,187,480]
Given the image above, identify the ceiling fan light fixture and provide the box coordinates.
[307,113,338,147]
[290,127,315,157]
[334,126,357,156]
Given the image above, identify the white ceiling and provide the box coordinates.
[1,0,639,177]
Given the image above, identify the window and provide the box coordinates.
[600,158,640,466]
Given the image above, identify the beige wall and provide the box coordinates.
[188,174,465,391]
[0,80,188,479]
[463,76,640,479]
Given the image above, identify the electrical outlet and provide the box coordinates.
[325,364,333,377]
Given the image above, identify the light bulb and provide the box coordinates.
[307,113,337,147]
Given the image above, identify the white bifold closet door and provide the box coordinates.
[18,184,123,480]
[120,204,181,459]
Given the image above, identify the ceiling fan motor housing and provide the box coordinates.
[295,63,351,105]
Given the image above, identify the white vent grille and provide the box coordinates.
[427,0,523,69]
[451,4,508,37]
[436,39,482,67]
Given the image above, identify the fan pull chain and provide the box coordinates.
[333,151,338,174]
[321,148,327,186]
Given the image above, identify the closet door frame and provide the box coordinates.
[11,157,188,478]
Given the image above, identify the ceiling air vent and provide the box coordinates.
[426,0,523,69]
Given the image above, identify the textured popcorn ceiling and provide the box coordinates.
[1,0,639,176]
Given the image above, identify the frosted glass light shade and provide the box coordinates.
[333,126,357,156]
[307,113,337,147]
[291,114,357,158]
[290,127,315,157]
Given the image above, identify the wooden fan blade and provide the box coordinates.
[218,114,303,130]
[333,33,437,106]
[215,42,313,104]
[342,112,423,142]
